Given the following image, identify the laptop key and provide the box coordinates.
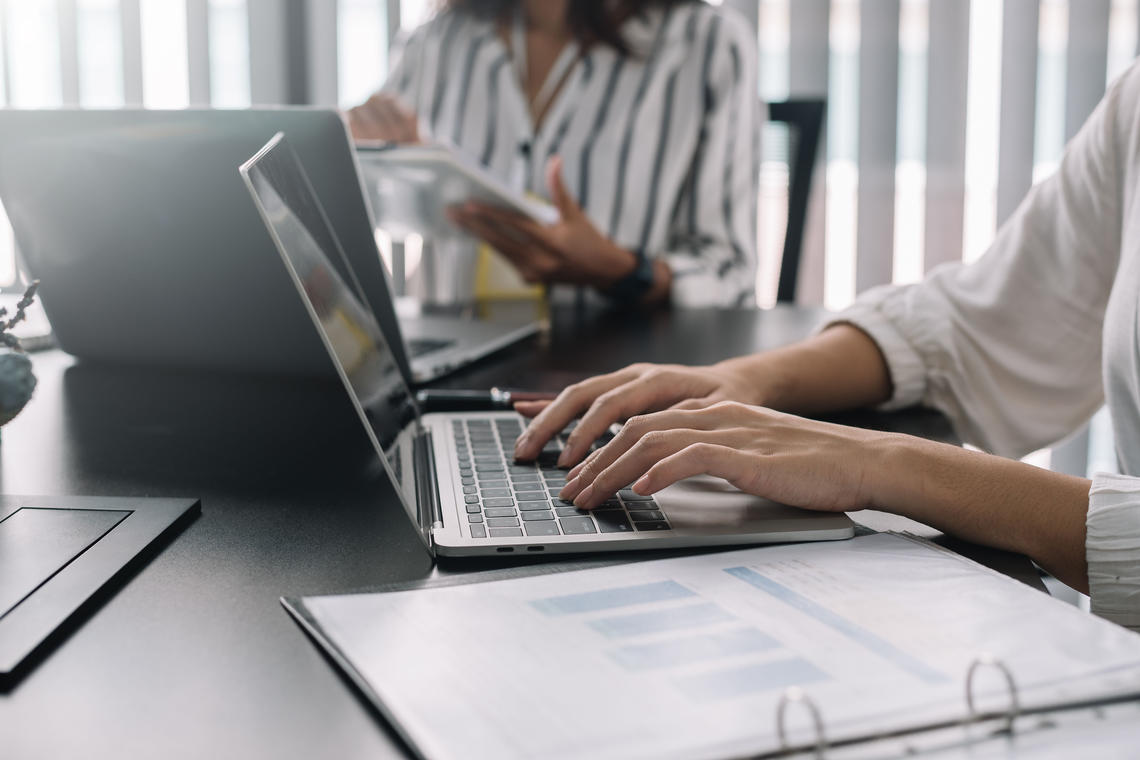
[489,528,523,538]
[555,507,590,518]
[521,511,555,521]
[462,485,477,495]
[629,510,665,522]
[461,477,475,486]
[464,495,480,504]
[484,507,517,518]
[508,472,542,483]
[635,520,671,531]
[481,488,512,498]
[550,498,576,508]
[486,517,520,528]
[618,490,655,502]
[559,517,597,535]
[594,513,634,533]
[470,524,488,539]
[466,503,482,514]
[468,514,483,523]
[516,492,548,502]
[519,501,552,511]
[524,521,560,537]
[513,482,545,492]
[482,498,515,508]
[478,479,508,489]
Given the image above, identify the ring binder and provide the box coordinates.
[776,686,828,757]
[964,654,1021,734]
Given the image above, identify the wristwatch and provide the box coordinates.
[603,249,655,303]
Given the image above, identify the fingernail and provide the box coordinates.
[557,444,578,468]
[560,477,581,500]
[566,462,585,480]
[633,475,651,493]
[573,484,595,507]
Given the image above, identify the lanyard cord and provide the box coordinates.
[511,7,580,124]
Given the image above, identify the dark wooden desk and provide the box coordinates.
[0,305,1040,759]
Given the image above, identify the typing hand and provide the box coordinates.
[558,401,887,512]
[512,360,763,467]
[447,156,643,290]
[346,94,420,143]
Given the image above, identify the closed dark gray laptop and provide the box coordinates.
[0,109,391,376]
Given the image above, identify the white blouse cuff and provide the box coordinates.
[1087,473,1140,632]
[817,293,928,411]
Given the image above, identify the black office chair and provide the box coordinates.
[766,99,826,303]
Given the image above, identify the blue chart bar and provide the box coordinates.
[589,602,733,639]
[609,627,779,671]
[530,580,696,616]
[677,658,829,702]
[724,566,947,684]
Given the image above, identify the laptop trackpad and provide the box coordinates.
[655,475,837,533]
[0,508,129,617]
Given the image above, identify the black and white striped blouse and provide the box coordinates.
[380,2,760,307]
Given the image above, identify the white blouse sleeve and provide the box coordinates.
[822,64,1140,630]
[664,13,760,308]
[1088,474,1140,631]
[822,64,1131,460]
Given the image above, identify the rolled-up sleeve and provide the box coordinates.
[818,62,1128,460]
[1088,474,1140,631]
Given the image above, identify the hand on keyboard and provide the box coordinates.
[557,401,883,513]
[454,416,671,539]
[512,362,763,468]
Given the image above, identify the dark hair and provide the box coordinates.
[445,0,695,55]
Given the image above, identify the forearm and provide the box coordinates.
[874,435,1091,591]
[717,324,894,414]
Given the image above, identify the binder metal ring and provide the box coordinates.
[776,686,827,758]
[964,654,1020,734]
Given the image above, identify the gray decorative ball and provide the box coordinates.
[0,352,36,426]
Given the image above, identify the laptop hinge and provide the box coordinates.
[413,430,442,552]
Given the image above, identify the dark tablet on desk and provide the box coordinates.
[0,495,199,686]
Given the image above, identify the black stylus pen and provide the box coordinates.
[414,388,557,413]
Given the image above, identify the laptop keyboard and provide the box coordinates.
[451,417,672,539]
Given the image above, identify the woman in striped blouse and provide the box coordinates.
[348,0,759,307]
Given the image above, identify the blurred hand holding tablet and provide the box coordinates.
[355,141,560,242]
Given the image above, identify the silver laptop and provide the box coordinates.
[242,132,854,556]
[0,107,536,382]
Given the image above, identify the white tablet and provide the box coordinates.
[355,143,559,241]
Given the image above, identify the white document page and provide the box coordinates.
[300,534,1140,759]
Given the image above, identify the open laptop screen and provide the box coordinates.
[240,133,423,533]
